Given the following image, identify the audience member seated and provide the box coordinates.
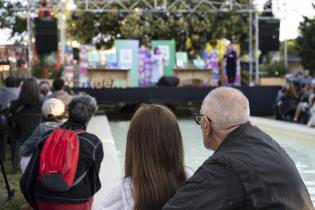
[274,82,298,121]
[0,76,19,109]
[312,73,315,85]
[0,76,20,161]
[307,100,315,127]
[293,84,315,123]
[39,80,52,101]
[9,78,42,173]
[19,98,67,172]
[301,70,313,86]
[49,79,72,106]
[98,104,193,210]
[21,95,103,210]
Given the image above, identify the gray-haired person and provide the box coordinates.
[163,87,313,210]
[22,95,104,210]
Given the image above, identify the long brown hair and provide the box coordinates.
[125,104,186,210]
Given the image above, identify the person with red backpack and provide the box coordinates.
[20,95,104,210]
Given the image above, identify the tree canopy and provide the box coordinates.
[67,0,250,55]
[296,4,315,73]
[0,0,251,55]
[0,0,27,43]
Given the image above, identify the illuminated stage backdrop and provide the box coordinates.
[115,40,139,86]
[151,40,176,76]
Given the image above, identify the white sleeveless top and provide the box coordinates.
[98,167,194,210]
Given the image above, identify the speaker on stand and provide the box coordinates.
[35,17,58,55]
[258,18,280,53]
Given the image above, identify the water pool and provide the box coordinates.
[109,118,315,204]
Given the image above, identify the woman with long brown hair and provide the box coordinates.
[98,104,193,210]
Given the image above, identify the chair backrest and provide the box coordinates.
[0,108,11,128]
[10,111,42,142]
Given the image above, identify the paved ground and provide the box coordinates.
[87,115,122,210]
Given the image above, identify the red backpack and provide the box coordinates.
[39,129,86,191]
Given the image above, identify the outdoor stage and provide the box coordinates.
[73,86,280,116]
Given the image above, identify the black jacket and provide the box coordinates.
[20,121,103,208]
[163,122,313,210]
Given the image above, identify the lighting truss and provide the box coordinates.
[11,0,257,13]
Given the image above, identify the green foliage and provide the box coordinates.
[261,59,286,77]
[32,55,63,79]
[280,39,299,57]
[296,5,315,73]
[0,146,25,210]
[67,0,250,54]
[0,0,27,41]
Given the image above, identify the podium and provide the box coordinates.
[173,68,212,86]
[88,68,130,88]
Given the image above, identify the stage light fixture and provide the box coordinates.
[94,13,101,20]
[197,12,205,21]
[174,13,181,21]
[215,12,224,21]
[140,14,146,21]
[162,12,170,21]
[72,12,79,20]
[118,13,125,21]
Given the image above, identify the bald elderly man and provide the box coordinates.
[163,87,313,210]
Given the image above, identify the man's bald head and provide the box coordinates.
[201,87,250,130]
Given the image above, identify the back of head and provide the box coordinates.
[39,81,51,96]
[125,104,185,210]
[202,87,250,130]
[42,98,66,122]
[52,79,65,91]
[68,95,97,126]
[18,78,41,106]
[5,76,16,87]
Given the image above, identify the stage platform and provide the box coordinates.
[73,86,280,116]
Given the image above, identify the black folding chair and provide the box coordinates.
[0,107,11,162]
[9,111,41,173]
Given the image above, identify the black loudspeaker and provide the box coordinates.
[157,76,179,87]
[35,18,58,54]
[259,18,280,53]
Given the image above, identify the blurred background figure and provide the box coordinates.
[39,80,52,101]
[19,98,67,173]
[49,79,72,106]
[151,47,164,85]
[0,76,19,110]
[224,44,237,85]
[9,78,42,173]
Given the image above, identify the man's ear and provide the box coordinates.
[203,118,211,136]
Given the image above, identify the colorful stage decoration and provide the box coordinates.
[79,45,90,87]
[105,53,118,69]
[138,47,152,86]
[203,49,220,86]
[232,44,241,86]
[176,52,188,68]
[115,39,139,86]
[151,40,176,76]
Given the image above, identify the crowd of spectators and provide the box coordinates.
[0,76,75,172]
[0,77,314,210]
[274,70,315,127]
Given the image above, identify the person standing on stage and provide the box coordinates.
[224,44,238,85]
[151,47,164,84]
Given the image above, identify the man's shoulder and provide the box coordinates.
[193,155,231,179]
[79,132,102,147]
